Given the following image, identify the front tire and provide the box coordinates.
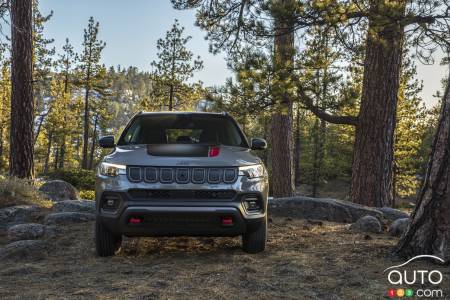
[95,219,122,257]
[242,216,267,253]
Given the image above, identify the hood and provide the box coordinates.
[103,144,262,167]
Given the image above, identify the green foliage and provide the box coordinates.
[79,190,95,200]
[393,56,429,198]
[44,169,95,190]
[149,19,204,111]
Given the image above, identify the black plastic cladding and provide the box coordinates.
[127,166,238,184]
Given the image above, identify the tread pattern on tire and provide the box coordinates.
[95,220,122,257]
[242,216,267,254]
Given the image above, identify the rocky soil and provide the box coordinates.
[0,187,448,300]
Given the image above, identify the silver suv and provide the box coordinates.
[95,112,269,256]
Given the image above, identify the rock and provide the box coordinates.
[0,205,41,229]
[389,218,410,237]
[350,215,382,233]
[52,200,95,213]
[0,240,47,261]
[7,223,46,241]
[38,180,79,202]
[376,207,409,222]
[44,212,95,225]
[269,197,384,223]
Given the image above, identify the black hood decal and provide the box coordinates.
[147,144,215,157]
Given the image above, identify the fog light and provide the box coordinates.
[243,195,262,212]
[101,193,121,211]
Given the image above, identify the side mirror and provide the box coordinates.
[99,136,115,148]
[251,138,267,150]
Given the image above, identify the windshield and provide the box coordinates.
[118,114,248,148]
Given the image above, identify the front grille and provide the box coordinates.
[128,189,236,200]
[127,167,238,184]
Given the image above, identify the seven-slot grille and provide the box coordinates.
[127,166,238,184]
[128,189,236,200]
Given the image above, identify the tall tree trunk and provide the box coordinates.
[169,85,174,111]
[44,131,52,174]
[88,113,99,169]
[270,0,295,198]
[294,105,301,186]
[0,125,3,160]
[59,138,66,169]
[82,72,91,169]
[395,75,450,261]
[9,0,34,178]
[312,117,320,197]
[53,147,59,170]
[350,0,406,207]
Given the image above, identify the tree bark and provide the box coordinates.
[169,84,174,111]
[0,125,3,160]
[82,67,91,169]
[88,113,99,169]
[53,146,59,170]
[9,0,34,178]
[350,0,406,207]
[294,105,302,186]
[59,138,66,169]
[270,0,295,197]
[395,75,450,262]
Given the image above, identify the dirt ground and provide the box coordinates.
[0,217,448,300]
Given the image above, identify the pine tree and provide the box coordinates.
[10,0,34,178]
[33,2,55,145]
[0,57,11,171]
[56,38,77,168]
[76,17,106,169]
[393,56,428,203]
[150,19,203,111]
[395,69,450,261]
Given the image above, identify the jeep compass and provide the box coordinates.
[95,112,269,256]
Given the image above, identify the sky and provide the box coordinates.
[40,0,447,108]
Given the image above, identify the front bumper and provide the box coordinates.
[95,174,268,237]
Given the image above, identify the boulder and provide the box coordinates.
[44,212,95,225]
[0,205,41,229]
[38,180,79,202]
[389,218,410,237]
[0,240,47,261]
[7,223,46,241]
[350,215,382,233]
[52,200,95,213]
[376,207,409,222]
[269,197,384,223]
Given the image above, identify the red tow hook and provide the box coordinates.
[221,216,233,226]
[129,217,142,224]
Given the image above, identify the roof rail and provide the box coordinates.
[221,111,229,116]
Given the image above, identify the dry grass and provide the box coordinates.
[1,217,448,300]
[0,176,53,209]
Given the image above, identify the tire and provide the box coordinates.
[242,216,267,254]
[95,219,122,257]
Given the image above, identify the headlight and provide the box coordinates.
[98,162,126,177]
[238,164,266,179]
